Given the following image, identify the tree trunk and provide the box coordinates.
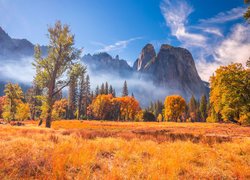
[45,106,52,128]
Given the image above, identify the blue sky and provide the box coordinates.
[0,0,249,81]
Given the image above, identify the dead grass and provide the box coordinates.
[0,121,249,179]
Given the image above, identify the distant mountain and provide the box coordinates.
[0,27,46,60]
[82,53,133,77]
[133,44,208,99]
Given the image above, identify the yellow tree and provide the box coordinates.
[210,63,250,124]
[52,99,68,120]
[16,103,30,121]
[164,95,187,122]
[115,96,140,121]
[3,83,24,121]
[88,94,114,120]
[33,21,81,128]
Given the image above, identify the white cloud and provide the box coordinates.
[201,27,223,37]
[199,7,246,24]
[160,0,206,47]
[95,37,142,53]
[196,24,250,81]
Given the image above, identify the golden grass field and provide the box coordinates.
[0,120,250,179]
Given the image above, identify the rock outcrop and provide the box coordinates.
[134,44,208,99]
[133,43,156,72]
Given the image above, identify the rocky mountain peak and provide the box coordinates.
[160,44,173,50]
[133,43,156,71]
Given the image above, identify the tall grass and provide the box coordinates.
[0,121,249,179]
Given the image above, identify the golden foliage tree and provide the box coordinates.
[52,99,68,120]
[3,83,24,121]
[210,63,250,124]
[16,103,30,121]
[88,94,114,120]
[33,21,81,128]
[0,96,6,118]
[115,96,140,121]
[164,95,187,122]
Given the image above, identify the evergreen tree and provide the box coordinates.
[77,66,86,119]
[132,93,134,98]
[122,80,128,97]
[109,85,113,95]
[105,82,109,95]
[95,85,100,97]
[112,89,116,97]
[188,95,197,122]
[199,95,208,122]
[68,72,78,119]
[82,75,91,118]
[100,83,105,95]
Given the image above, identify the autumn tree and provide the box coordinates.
[0,96,6,118]
[122,80,128,97]
[16,103,30,121]
[115,96,140,121]
[3,83,24,121]
[88,94,114,120]
[33,21,81,128]
[164,95,187,122]
[52,98,68,120]
[209,63,250,124]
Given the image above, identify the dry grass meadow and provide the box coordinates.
[0,120,250,179]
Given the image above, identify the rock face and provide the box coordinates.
[82,52,133,77]
[133,44,156,72]
[133,44,208,99]
[0,27,46,59]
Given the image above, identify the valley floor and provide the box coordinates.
[0,120,250,179]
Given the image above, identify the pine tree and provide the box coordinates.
[112,89,116,97]
[68,73,78,119]
[105,82,109,95]
[188,95,197,122]
[77,66,86,119]
[199,94,207,122]
[100,83,105,95]
[122,80,128,97]
[109,85,113,95]
[82,75,91,118]
[95,85,100,97]
[131,93,134,98]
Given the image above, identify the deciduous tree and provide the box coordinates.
[3,83,24,121]
[33,21,81,128]
[164,95,187,122]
